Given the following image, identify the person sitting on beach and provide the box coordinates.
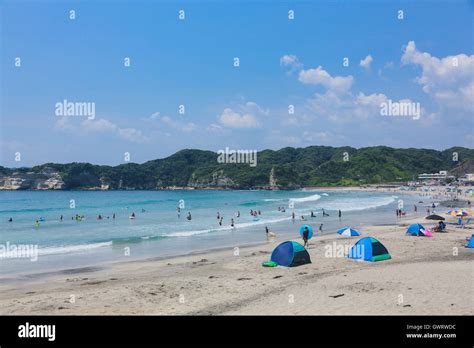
[302,226,309,247]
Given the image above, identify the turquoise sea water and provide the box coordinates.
[0,189,422,276]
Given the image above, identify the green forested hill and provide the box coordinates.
[2,146,473,189]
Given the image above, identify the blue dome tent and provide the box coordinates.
[270,241,311,267]
[466,235,474,248]
[406,223,431,237]
[348,237,391,262]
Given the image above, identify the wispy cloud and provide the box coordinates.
[360,54,373,69]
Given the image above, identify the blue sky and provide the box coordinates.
[1,0,473,166]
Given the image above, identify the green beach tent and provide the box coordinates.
[348,236,391,262]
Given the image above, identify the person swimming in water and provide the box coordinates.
[219,216,223,226]
[8,217,13,222]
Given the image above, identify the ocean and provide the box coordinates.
[0,189,421,276]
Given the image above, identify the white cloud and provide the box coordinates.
[304,90,423,123]
[280,54,302,73]
[81,118,148,143]
[217,101,268,129]
[218,108,260,129]
[360,55,373,69]
[149,112,197,133]
[401,40,474,112]
[298,66,353,93]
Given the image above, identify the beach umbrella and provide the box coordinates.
[299,224,313,239]
[425,214,445,221]
[456,210,469,217]
[337,227,361,237]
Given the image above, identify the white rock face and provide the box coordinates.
[0,171,65,190]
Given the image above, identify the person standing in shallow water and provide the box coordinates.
[338,210,342,221]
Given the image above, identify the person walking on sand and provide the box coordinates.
[414,204,417,213]
[302,226,310,247]
[265,226,276,238]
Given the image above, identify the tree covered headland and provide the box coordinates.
[2,146,473,189]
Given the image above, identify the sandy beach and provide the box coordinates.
[1,211,472,315]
